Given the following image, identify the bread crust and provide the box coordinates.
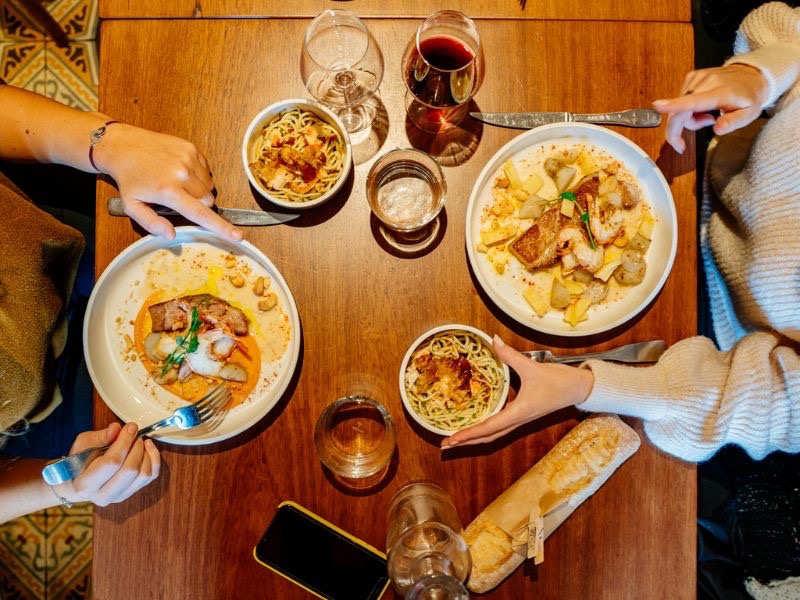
[465,415,640,593]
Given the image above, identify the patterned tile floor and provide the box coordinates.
[0,2,98,598]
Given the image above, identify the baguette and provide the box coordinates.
[464,415,640,593]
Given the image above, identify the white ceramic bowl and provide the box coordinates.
[399,324,510,437]
[242,98,352,210]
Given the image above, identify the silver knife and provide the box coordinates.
[470,108,662,129]
[106,197,300,226]
[523,340,666,364]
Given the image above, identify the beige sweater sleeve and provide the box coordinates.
[579,334,800,462]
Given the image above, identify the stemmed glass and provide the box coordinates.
[300,10,384,137]
[401,10,485,133]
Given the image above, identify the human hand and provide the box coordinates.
[94,124,243,241]
[55,422,161,507]
[652,63,769,154]
[441,336,594,449]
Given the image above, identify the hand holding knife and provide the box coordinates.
[107,196,300,226]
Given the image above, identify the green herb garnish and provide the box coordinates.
[159,307,202,376]
[560,191,596,250]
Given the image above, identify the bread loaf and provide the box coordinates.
[464,415,640,593]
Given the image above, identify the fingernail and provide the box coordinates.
[652,99,668,108]
[442,440,459,449]
[231,228,243,241]
[145,439,156,451]
[493,334,505,347]
[125,422,138,434]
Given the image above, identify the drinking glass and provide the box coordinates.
[301,10,384,136]
[401,10,485,133]
[366,148,446,252]
[314,395,396,490]
[386,482,471,595]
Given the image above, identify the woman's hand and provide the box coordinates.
[55,422,161,506]
[653,63,769,154]
[441,336,594,449]
[94,124,243,241]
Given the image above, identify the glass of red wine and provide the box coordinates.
[401,11,484,133]
[301,10,384,138]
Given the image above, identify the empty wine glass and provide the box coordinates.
[301,10,384,137]
[401,10,485,133]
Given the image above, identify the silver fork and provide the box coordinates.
[41,386,231,486]
[522,340,666,364]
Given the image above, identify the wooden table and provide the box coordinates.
[99,0,690,22]
[93,12,697,600]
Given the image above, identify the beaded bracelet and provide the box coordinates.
[88,120,120,172]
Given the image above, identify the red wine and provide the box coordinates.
[404,34,479,108]
[419,35,474,71]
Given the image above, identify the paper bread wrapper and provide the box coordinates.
[464,415,640,593]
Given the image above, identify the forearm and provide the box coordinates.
[0,84,109,169]
[0,457,80,523]
[580,333,800,462]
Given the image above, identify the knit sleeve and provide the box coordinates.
[725,2,800,107]
[577,332,800,463]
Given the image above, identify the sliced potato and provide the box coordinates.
[572,268,594,284]
[638,212,656,240]
[594,258,622,282]
[555,166,577,192]
[523,285,550,317]
[519,195,545,220]
[480,222,517,246]
[503,160,523,189]
[560,197,575,218]
[598,175,618,196]
[550,278,571,309]
[522,173,544,195]
[562,279,586,295]
[564,296,592,327]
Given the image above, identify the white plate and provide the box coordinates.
[466,123,677,336]
[83,227,301,445]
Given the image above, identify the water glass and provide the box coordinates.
[314,395,396,490]
[386,482,471,595]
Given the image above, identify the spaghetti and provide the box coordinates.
[404,331,504,431]
[248,108,345,203]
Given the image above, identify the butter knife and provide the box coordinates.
[523,340,666,364]
[470,108,662,129]
[107,197,300,226]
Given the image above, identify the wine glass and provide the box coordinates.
[401,10,485,133]
[300,10,384,137]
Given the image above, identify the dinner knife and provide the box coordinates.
[523,340,666,364]
[106,197,300,226]
[470,108,662,129]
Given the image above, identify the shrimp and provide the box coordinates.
[589,192,624,245]
[558,225,604,272]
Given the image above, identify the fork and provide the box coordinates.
[41,386,231,486]
[522,340,666,364]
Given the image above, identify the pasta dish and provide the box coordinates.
[248,108,345,203]
[404,331,504,431]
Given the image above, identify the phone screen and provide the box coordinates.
[253,502,390,600]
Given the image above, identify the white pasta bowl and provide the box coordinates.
[242,98,353,210]
[399,324,510,437]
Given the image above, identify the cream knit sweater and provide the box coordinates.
[579,1,800,464]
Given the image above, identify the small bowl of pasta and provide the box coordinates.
[242,99,352,209]
[399,324,510,437]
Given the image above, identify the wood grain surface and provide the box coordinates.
[99,0,690,22]
[94,16,697,600]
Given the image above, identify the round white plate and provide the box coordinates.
[466,123,677,337]
[83,227,301,444]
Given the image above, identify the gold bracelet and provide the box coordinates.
[49,483,74,508]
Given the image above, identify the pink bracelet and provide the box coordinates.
[88,120,120,172]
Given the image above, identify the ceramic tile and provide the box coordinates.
[0,514,48,598]
[0,1,45,42]
[0,40,45,85]
[45,38,99,109]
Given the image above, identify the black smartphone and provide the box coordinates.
[253,501,390,600]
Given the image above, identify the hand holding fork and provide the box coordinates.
[43,386,231,486]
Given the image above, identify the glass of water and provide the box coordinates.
[314,395,396,490]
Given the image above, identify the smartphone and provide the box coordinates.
[253,501,390,600]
